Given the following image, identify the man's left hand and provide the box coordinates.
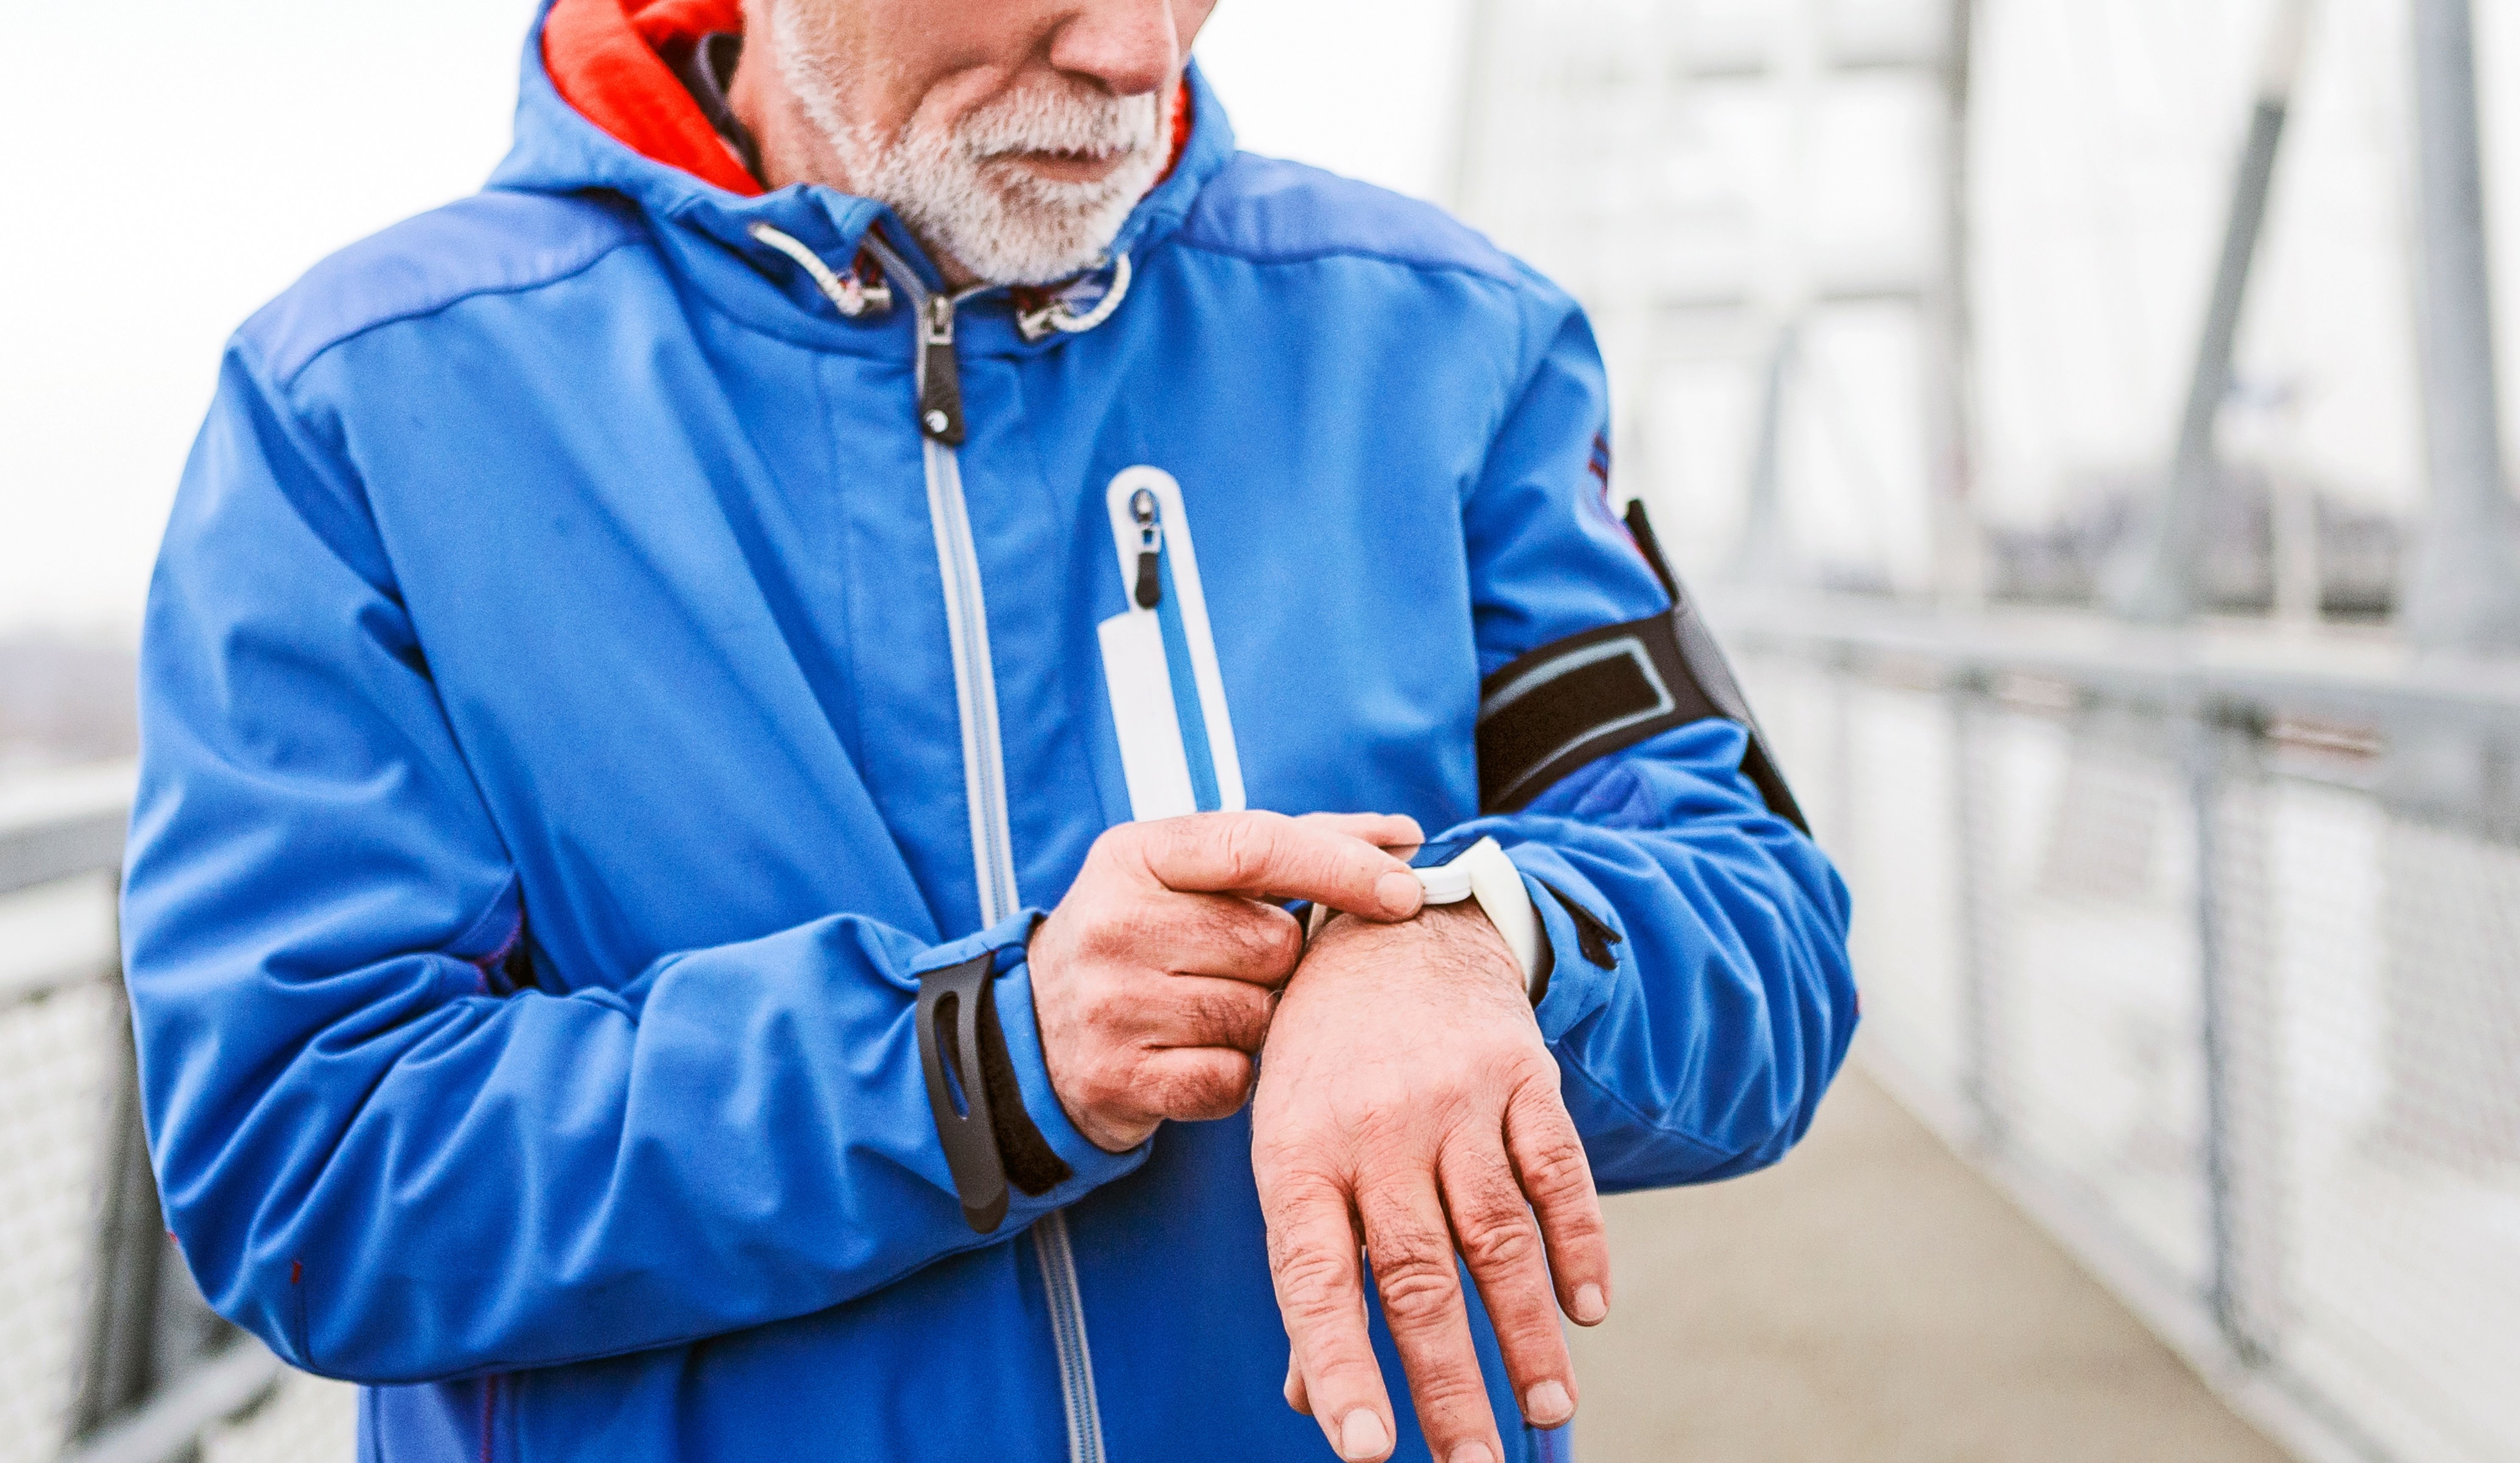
[1251,902,1611,1463]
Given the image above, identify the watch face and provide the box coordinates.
[1405,836,1483,870]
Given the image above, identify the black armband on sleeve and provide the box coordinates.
[915,953,1073,1234]
[1473,502,1808,833]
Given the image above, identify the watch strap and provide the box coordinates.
[1302,836,1544,993]
[1455,838,1542,989]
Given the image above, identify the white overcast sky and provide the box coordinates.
[0,1,1464,638]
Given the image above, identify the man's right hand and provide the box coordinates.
[1029,812,1428,1153]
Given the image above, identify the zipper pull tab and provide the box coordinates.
[1130,488,1163,609]
[919,295,966,446]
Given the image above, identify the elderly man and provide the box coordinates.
[121,1,1855,1460]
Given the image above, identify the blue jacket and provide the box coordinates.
[121,12,1856,1463]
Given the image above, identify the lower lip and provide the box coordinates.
[1000,151,1130,183]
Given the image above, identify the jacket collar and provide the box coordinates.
[488,0,1237,354]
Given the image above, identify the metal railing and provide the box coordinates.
[11,601,2518,1463]
[0,767,344,1463]
[1726,594,2520,1463]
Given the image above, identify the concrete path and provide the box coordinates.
[1566,1063,2292,1463]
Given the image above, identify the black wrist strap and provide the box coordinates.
[915,953,1072,1234]
[1473,502,1807,833]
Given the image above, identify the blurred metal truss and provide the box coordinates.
[1728,599,2520,1463]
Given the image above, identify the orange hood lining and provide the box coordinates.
[542,0,1196,202]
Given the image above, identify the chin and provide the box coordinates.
[959,235,1119,287]
[946,199,1140,286]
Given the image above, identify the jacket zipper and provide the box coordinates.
[865,238,1017,925]
[919,294,967,447]
[1127,488,1223,811]
[1031,1210,1106,1463]
[862,235,1107,1463]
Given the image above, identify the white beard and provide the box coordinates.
[773,3,1167,286]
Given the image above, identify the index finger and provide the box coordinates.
[1136,812,1424,921]
[1265,1174,1395,1461]
[1357,1175,1507,1463]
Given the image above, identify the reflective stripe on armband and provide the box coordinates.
[1474,502,1809,832]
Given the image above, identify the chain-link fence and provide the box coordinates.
[1734,597,2520,1463]
[0,769,353,1463]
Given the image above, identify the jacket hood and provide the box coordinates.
[489,0,1234,327]
[542,0,761,197]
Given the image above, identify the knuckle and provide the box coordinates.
[1252,1130,1343,1188]
[1221,991,1274,1050]
[1122,901,1183,951]
[1372,1250,1464,1325]
[1545,1210,1609,1256]
[1085,1051,1138,1106]
[1204,1046,1256,1095]
[1080,980,1136,1032]
[1091,823,1155,883]
[1075,905,1144,961]
[1170,1055,1254,1118]
[1246,907,1305,970]
[1269,1248,1359,1322]
[1192,902,1279,974]
[1140,817,1210,885]
[1218,1062,1261,1111]
[1148,1065,1202,1116]
[1259,1162,1347,1204]
[1514,1047,1564,1088]
[1354,1097,1445,1151]
[1514,1132,1594,1202]
[1456,1213,1541,1273]
[1213,814,1280,883]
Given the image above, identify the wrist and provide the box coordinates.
[1301,835,1545,999]
[1296,901,1527,1004]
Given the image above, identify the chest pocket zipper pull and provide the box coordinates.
[920,295,967,446]
[1130,489,1163,609]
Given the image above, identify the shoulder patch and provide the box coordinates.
[1175,154,1517,282]
[242,190,641,385]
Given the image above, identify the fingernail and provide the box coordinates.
[1374,870,1422,918]
[1338,1410,1390,1461]
[1525,1380,1573,1427]
[1450,1445,1497,1463]
[1573,1282,1607,1324]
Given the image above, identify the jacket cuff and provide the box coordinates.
[1500,845,1628,1043]
[909,913,1149,1209]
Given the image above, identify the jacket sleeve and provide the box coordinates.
[120,347,1141,1386]
[1445,271,1858,1193]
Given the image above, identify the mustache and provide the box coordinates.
[955,86,1163,162]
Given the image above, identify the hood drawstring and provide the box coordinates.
[749,222,1133,340]
[1014,254,1134,342]
[749,223,892,318]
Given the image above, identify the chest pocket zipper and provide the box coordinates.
[1127,487,1224,810]
[1097,467,1246,821]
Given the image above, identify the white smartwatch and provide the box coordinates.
[1305,835,1545,995]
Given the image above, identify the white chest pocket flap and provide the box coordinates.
[1095,467,1246,822]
